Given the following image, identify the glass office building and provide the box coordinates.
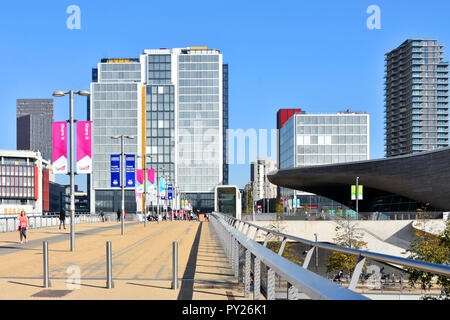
[279,111,370,213]
[385,39,449,157]
[90,48,228,213]
[90,58,142,212]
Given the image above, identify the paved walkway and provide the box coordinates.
[0,220,250,300]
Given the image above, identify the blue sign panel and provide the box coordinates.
[111,154,120,187]
[168,184,173,200]
[125,155,135,187]
[160,177,166,200]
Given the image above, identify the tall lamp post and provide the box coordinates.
[52,90,90,252]
[111,135,135,235]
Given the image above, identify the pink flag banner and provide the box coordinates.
[52,122,67,174]
[136,169,144,194]
[76,121,92,174]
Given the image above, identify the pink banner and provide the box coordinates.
[52,122,67,174]
[136,169,144,193]
[76,121,92,174]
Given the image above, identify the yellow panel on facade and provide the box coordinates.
[190,47,207,50]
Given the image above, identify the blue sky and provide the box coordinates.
[1,0,449,190]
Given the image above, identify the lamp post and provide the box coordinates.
[111,135,135,235]
[52,90,90,252]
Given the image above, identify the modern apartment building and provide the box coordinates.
[0,149,54,216]
[278,111,370,212]
[250,158,278,201]
[16,99,54,161]
[90,48,228,213]
[385,39,449,157]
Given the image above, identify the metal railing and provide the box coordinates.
[241,211,443,221]
[0,213,102,233]
[211,212,450,300]
[211,212,369,300]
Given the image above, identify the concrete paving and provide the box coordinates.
[0,220,250,300]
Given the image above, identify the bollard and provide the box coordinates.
[172,241,178,290]
[106,241,113,288]
[43,241,50,288]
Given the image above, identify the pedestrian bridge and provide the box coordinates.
[0,213,448,300]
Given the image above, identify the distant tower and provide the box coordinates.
[16,99,54,160]
[385,39,449,157]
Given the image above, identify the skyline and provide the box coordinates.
[1,0,450,190]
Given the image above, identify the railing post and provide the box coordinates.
[43,241,50,288]
[244,249,251,298]
[287,283,299,300]
[254,257,261,300]
[172,241,178,290]
[267,268,275,300]
[106,241,113,289]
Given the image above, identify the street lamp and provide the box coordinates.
[111,135,135,235]
[52,90,90,252]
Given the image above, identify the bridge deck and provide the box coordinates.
[0,220,250,300]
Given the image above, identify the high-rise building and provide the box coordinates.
[250,158,277,201]
[278,110,370,212]
[16,99,54,160]
[385,39,449,157]
[90,48,228,213]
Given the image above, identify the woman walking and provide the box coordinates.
[17,210,29,244]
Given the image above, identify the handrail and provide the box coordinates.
[211,213,369,300]
[217,213,450,278]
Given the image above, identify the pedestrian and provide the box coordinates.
[117,209,121,222]
[100,210,105,222]
[59,207,66,230]
[17,210,29,244]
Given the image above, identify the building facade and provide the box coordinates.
[250,158,278,201]
[278,111,370,213]
[16,99,54,161]
[90,48,228,213]
[0,150,54,216]
[385,39,449,157]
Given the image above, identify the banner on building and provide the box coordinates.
[76,121,92,174]
[125,155,135,187]
[160,177,166,199]
[351,185,363,200]
[168,184,173,200]
[136,169,144,194]
[52,122,67,174]
[110,154,120,187]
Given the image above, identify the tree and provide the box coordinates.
[326,213,368,278]
[275,196,283,215]
[406,205,450,299]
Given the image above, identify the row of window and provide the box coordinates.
[179,79,220,87]
[100,64,141,72]
[296,145,367,154]
[178,55,219,63]
[100,71,141,81]
[179,71,219,79]
[297,155,367,165]
[179,63,219,71]
[93,92,138,101]
[296,116,367,125]
[179,103,220,111]
[297,126,368,135]
[93,101,138,109]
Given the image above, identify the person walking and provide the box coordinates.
[117,208,121,222]
[59,207,66,230]
[17,210,29,244]
[100,210,105,222]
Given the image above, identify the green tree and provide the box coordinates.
[406,205,450,300]
[326,213,368,278]
[275,196,283,214]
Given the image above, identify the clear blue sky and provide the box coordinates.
[1,0,449,191]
